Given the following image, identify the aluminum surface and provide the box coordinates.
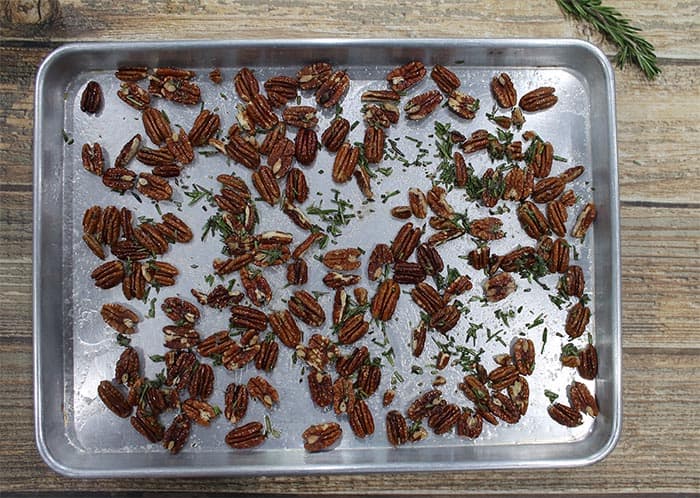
[34,39,621,477]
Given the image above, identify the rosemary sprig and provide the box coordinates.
[556,0,660,80]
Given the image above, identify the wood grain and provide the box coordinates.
[1,0,699,494]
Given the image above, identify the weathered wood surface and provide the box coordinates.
[1,0,698,494]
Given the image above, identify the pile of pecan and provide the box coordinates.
[84,59,599,455]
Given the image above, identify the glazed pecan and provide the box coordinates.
[391,222,422,261]
[265,75,298,107]
[164,351,196,390]
[549,237,570,273]
[321,117,350,152]
[349,399,375,438]
[288,290,325,326]
[569,381,599,417]
[80,80,102,114]
[484,272,516,302]
[548,402,583,427]
[247,376,279,409]
[355,364,381,397]
[160,76,201,105]
[387,61,426,92]
[91,260,125,289]
[571,202,597,239]
[332,143,360,183]
[303,422,342,452]
[518,201,551,239]
[566,302,590,338]
[364,126,385,164]
[491,73,517,108]
[560,265,585,298]
[188,109,220,146]
[294,128,318,165]
[469,217,505,241]
[412,321,427,357]
[467,246,490,270]
[547,199,568,237]
[131,410,164,442]
[268,137,295,178]
[408,187,428,218]
[297,62,332,90]
[188,363,214,399]
[181,398,217,426]
[457,409,483,439]
[528,140,553,178]
[308,370,334,408]
[252,166,281,205]
[489,364,520,391]
[230,305,268,331]
[316,70,350,108]
[161,414,191,454]
[81,143,104,176]
[102,167,136,192]
[488,392,520,424]
[429,305,460,333]
[404,90,442,120]
[459,375,490,405]
[337,314,370,344]
[461,129,490,153]
[407,390,443,421]
[247,93,279,130]
[136,173,172,201]
[428,402,461,434]
[431,64,460,94]
[513,338,535,376]
[115,347,140,386]
[163,325,200,350]
[532,177,565,204]
[386,410,409,446]
[447,90,479,120]
[234,67,259,102]
[370,278,400,321]
[226,421,266,449]
[122,261,147,300]
[519,86,557,112]
[255,339,279,372]
[508,376,530,415]
[286,259,309,286]
[117,82,150,110]
[224,383,249,424]
[142,107,172,145]
[98,380,132,418]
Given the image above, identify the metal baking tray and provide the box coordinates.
[34,39,621,477]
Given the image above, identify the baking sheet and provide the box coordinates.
[34,39,621,477]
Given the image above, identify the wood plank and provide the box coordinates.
[1,349,697,492]
[2,1,698,58]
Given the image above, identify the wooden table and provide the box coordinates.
[1,0,698,495]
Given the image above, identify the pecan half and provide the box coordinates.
[427,185,454,218]
[547,199,568,237]
[489,364,520,391]
[283,105,318,129]
[490,73,517,108]
[226,421,266,449]
[197,330,235,358]
[386,410,409,446]
[571,202,597,239]
[160,77,201,105]
[83,205,103,235]
[391,222,422,261]
[361,89,401,102]
[268,137,295,178]
[428,402,461,434]
[469,217,505,241]
[308,370,334,408]
[355,364,381,397]
[91,260,125,289]
[513,338,535,376]
[286,259,309,286]
[363,126,385,164]
[502,167,530,202]
[283,199,314,231]
[80,81,102,114]
[303,422,342,452]
[83,233,105,259]
[415,243,444,276]
[560,265,585,298]
[321,117,350,152]
[431,64,460,94]
[518,201,551,239]
[130,410,164,442]
[532,177,565,204]
[188,363,214,399]
[412,320,427,357]
[370,278,400,321]
[316,70,350,108]
[363,103,398,128]
[566,302,590,339]
[404,90,442,121]
[457,409,483,439]
[213,254,254,276]
[297,62,332,90]
[407,187,428,219]
[142,107,172,146]
[337,313,370,344]
[387,61,426,92]
[444,275,473,300]
[188,109,221,146]
[136,146,175,167]
[101,205,121,245]
[461,129,490,154]
[122,261,147,300]
[234,67,259,102]
[429,305,460,333]
[133,224,168,254]
[224,383,249,424]
[114,347,140,386]
[160,212,192,243]
[163,325,200,350]
[165,127,194,165]
[252,166,281,205]
[247,376,279,409]
[181,398,217,426]
[332,143,359,183]
[508,376,530,415]
[459,375,490,405]
[117,82,150,110]
[113,134,142,169]
[484,272,516,302]
[453,151,468,187]
[294,128,318,166]
[393,261,427,285]
[137,173,172,201]
[81,143,104,176]
[447,90,479,120]
[247,93,279,130]
[354,164,373,199]
[391,206,412,219]
[255,339,279,372]
[349,399,375,438]
[323,272,361,289]
[163,414,190,454]
[488,392,521,424]
[528,140,553,178]
[569,381,599,417]
[230,305,268,331]
[265,75,298,107]
[407,390,443,421]
[332,288,347,325]
[288,290,325,326]
[221,135,260,170]
[98,380,131,418]
[548,402,583,427]
[549,237,570,273]
[332,377,355,415]
[102,167,136,192]
[259,123,287,155]
[367,243,393,281]
[559,165,585,183]
[519,87,557,112]
[467,246,490,270]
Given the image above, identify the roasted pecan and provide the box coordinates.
[247,93,279,130]
[285,259,308,286]
[136,146,175,167]
[234,67,259,102]
[569,381,599,417]
[469,217,504,241]
[91,260,125,289]
[365,243,392,281]
[188,109,220,146]
[513,338,535,376]
[115,66,147,82]
[135,172,172,201]
[447,90,479,119]
[145,261,179,287]
[488,392,520,424]
[159,212,192,243]
[429,305,460,333]
[188,363,214,399]
[290,232,323,260]
[323,272,361,289]
[181,398,217,426]
[484,272,516,302]
[518,201,551,239]
[259,123,287,155]
[565,302,590,339]
[154,67,195,79]
[331,377,355,415]
[80,80,102,114]
[282,105,318,129]
[336,346,369,377]
[255,339,279,372]
[391,206,412,219]
[303,422,342,452]
[163,325,200,350]
[431,64,460,94]
[282,199,313,231]
[559,165,585,184]
[508,376,530,415]
[532,177,565,204]
[213,254,254,276]
[247,376,279,409]
[316,70,350,108]
[549,237,570,273]
[459,375,490,405]
[363,103,396,128]
[528,140,553,178]
[297,62,332,90]
[83,233,105,259]
[130,411,164,445]
[122,261,147,300]
[361,89,401,102]
[393,261,426,285]
[383,389,396,407]
[385,410,409,446]
[102,167,136,192]
[196,330,234,358]
[548,402,583,427]
[224,383,249,424]
[308,370,334,408]
[162,414,191,454]
[489,364,520,391]
[428,402,461,434]
[370,278,400,321]
[408,188,428,218]
[337,313,370,344]
[118,207,135,241]
[297,334,338,371]
[412,320,427,357]
[427,185,454,218]
[98,380,132,418]
[355,364,381,397]
[100,205,121,245]
[113,134,142,169]
[457,409,483,439]
[364,126,385,164]
[133,224,168,254]
[491,73,517,108]
[117,82,150,110]
[165,127,194,165]
[226,421,266,449]
[571,202,597,239]
[83,205,103,235]
[404,90,442,120]
[160,76,201,105]
[81,143,104,176]
[332,143,359,183]
[265,75,298,107]
[209,67,223,84]
[391,222,422,261]
[452,151,468,187]
[288,290,325,326]
[332,288,347,325]
[387,61,426,92]
[349,399,375,438]
[294,128,318,166]
[407,389,443,421]
[321,117,350,152]
[142,107,172,146]
[354,164,374,199]
[547,199,568,237]
[415,243,444,276]
[267,137,295,178]
[230,305,268,331]
[560,265,585,298]
[164,351,195,390]
[216,188,248,215]
[239,267,271,307]
[218,135,258,170]
[115,347,140,386]
[250,166,280,206]
[520,86,557,112]
[461,129,490,153]
[467,246,490,270]
[480,167,504,207]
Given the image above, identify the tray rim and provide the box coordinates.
[33,37,622,478]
